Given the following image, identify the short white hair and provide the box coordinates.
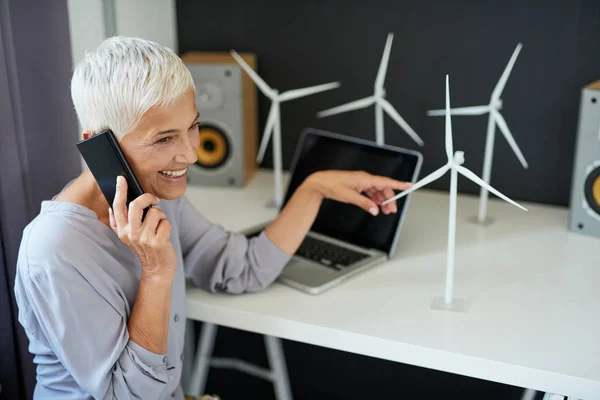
[71,36,195,138]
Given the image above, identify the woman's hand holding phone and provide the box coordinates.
[109,176,177,283]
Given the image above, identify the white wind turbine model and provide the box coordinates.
[230,50,340,208]
[382,75,527,311]
[426,43,528,224]
[316,33,424,147]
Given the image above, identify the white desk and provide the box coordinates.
[184,169,600,400]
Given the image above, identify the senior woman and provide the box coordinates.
[13,36,410,400]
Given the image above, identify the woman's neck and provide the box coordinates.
[55,170,111,226]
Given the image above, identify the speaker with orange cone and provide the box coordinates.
[569,79,600,237]
[181,52,258,187]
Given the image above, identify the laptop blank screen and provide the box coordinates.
[282,129,421,255]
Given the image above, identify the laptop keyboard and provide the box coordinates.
[295,236,370,271]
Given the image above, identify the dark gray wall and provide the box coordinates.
[0,0,81,398]
[177,0,600,207]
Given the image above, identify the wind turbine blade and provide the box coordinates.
[375,32,394,90]
[456,165,527,211]
[492,110,529,169]
[256,104,278,163]
[427,105,491,116]
[382,165,451,205]
[379,98,424,146]
[445,75,453,160]
[230,50,274,98]
[491,43,522,102]
[279,82,340,102]
[316,96,375,118]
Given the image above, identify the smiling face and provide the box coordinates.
[115,90,200,200]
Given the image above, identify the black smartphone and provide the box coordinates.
[76,129,150,221]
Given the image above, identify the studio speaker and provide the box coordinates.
[181,52,258,187]
[569,79,600,237]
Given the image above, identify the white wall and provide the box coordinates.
[114,0,178,52]
[67,0,177,66]
[67,0,106,69]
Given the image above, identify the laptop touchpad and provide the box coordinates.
[280,258,340,287]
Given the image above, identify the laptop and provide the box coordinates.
[246,128,422,294]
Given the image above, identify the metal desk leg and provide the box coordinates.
[265,335,293,400]
[188,323,218,397]
[187,323,293,400]
[181,319,196,392]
